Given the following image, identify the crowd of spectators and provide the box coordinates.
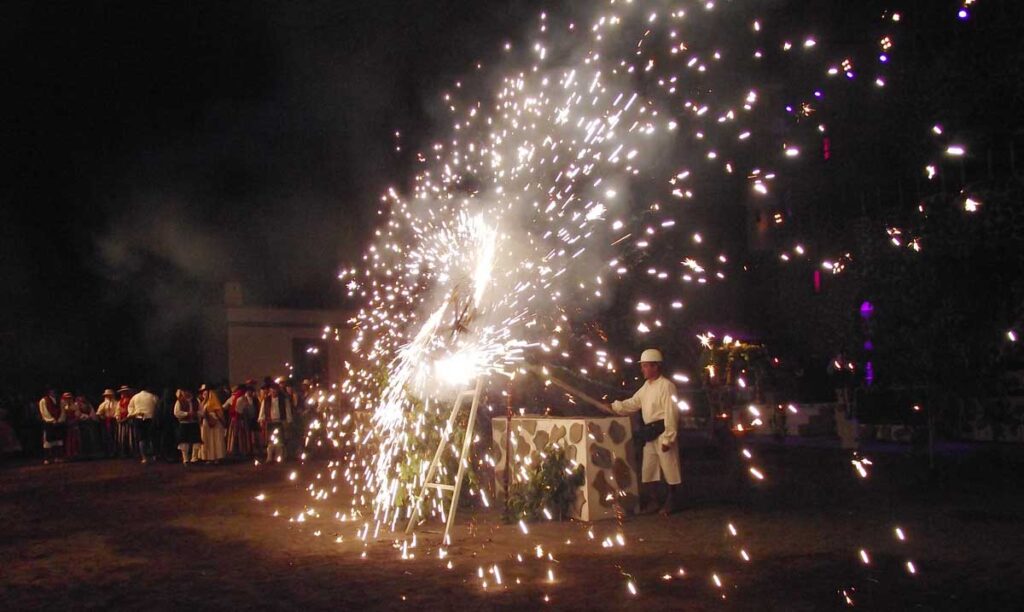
[0,378,317,465]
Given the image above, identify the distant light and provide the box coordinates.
[958,9,969,20]
[946,145,966,157]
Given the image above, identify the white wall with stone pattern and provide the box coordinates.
[493,416,639,522]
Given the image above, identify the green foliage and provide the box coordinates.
[699,340,770,389]
[393,392,480,513]
[502,446,585,523]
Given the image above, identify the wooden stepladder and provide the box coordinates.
[404,376,484,542]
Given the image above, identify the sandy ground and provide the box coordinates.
[2,441,1022,611]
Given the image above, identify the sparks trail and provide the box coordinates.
[340,0,908,528]
[281,0,997,604]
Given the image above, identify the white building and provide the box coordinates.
[202,282,351,385]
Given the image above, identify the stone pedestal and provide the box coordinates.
[492,415,639,521]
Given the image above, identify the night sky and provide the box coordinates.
[2,0,547,388]
[2,0,1020,392]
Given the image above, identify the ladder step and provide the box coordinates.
[426,483,456,492]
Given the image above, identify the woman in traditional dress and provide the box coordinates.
[95,389,118,457]
[244,382,261,456]
[61,392,81,460]
[198,384,227,463]
[250,380,268,453]
[75,395,102,458]
[38,389,65,464]
[116,386,135,457]
[225,385,252,458]
[173,389,202,464]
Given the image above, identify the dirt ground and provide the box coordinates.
[2,440,1022,611]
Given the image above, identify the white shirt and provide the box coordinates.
[127,391,159,419]
[174,400,199,422]
[38,397,65,424]
[96,399,118,419]
[611,376,679,445]
[258,396,291,423]
[611,375,682,485]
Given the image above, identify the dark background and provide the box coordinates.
[0,0,549,389]
[1,0,1021,396]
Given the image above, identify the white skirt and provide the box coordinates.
[200,421,227,460]
[641,440,681,485]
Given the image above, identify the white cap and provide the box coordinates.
[640,348,663,363]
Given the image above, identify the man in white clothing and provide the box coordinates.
[127,387,159,463]
[601,348,682,515]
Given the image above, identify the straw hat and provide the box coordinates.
[639,348,663,363]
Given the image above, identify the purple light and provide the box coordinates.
[814,90,823,98]
[879,54,888,63]
[859,300,874,319]
[863,340,874,351]
[957,9,969,20]
[865,361,875,385]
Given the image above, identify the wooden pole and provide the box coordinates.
[524,364,609,412]
[504,377,512,506]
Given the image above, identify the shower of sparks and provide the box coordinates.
[262,0,998,604]
[334,0,916,536]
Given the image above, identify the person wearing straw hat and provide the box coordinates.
[95,389,119,457]
[600,348,682,515]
